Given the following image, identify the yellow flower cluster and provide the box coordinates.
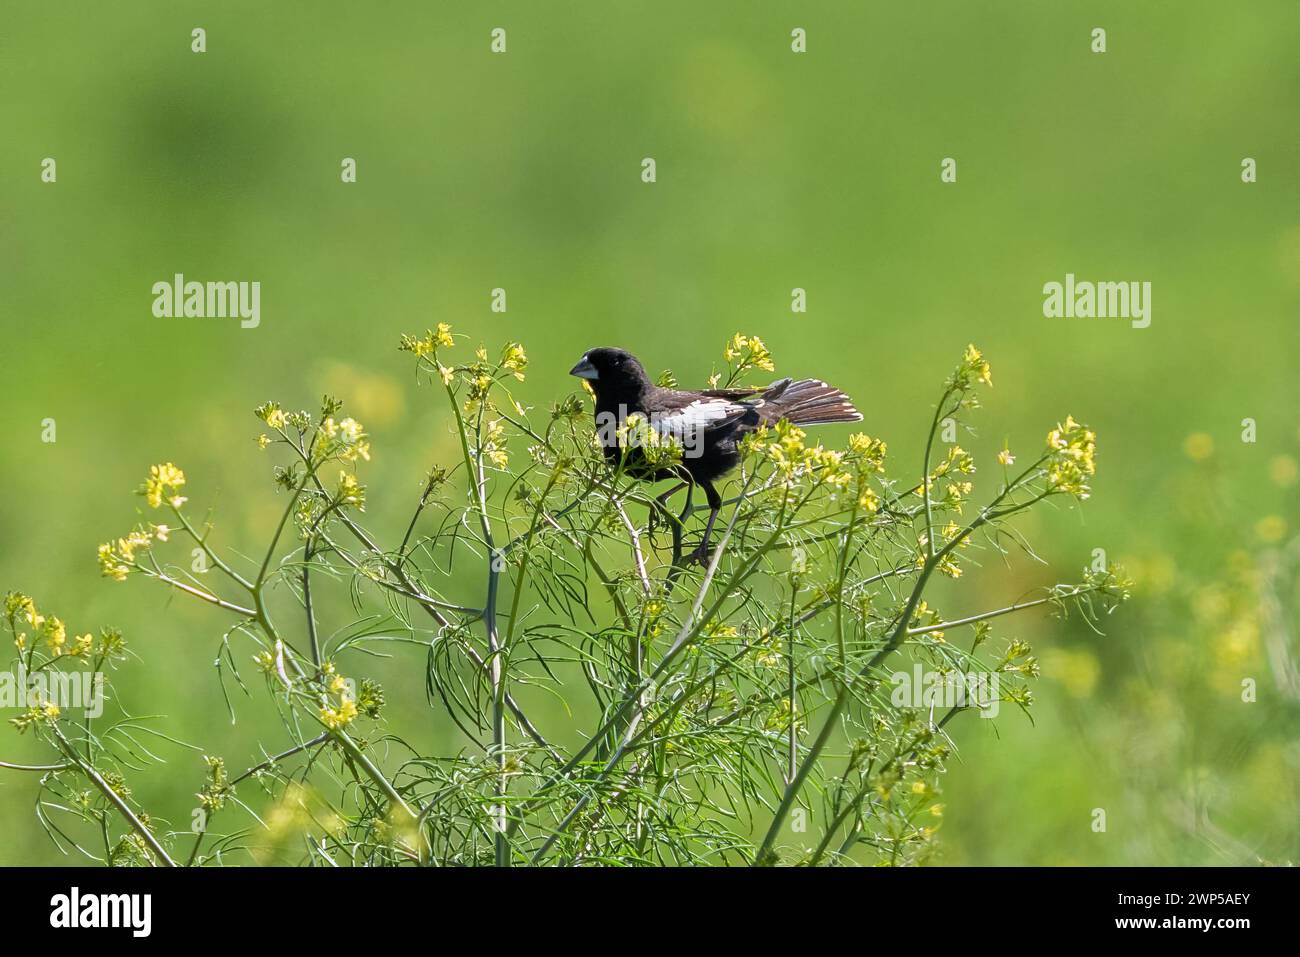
[723,333,776,374]
[5,592,114,680]
[702,620,739,640]
[754,635,783,668]
[917,446,977,514]
[481,420,510,470]
[10,700,61,732]
[335,471,366,510]
[318,415,371,463]
[399,323,455,359]
[198,755,231,812]
[952,344,992,390]
[4,592,43,631]
[615,414,683,471]
[1045,415,1097,499]
[318,663,359,730]
[41,616,67,654]
[141,463,187,509]
[932,445,975,479]
[910,600,945,641]
[746,420,851,491]
[763,697,798,734]
[463,349,496,413]
[4,595,86,657]
[848,433,888,474]
[642,598,668,640]
[97,524,170,582]
[500,342,528,381]
[917,522,968,578]
[949,481,975,513]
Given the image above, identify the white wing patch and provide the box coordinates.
[649,399,744,439]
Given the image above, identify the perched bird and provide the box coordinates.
[569,347,862,563]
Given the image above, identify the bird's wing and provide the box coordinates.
[648,394,748,439]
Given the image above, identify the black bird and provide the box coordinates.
[569,347,863,564]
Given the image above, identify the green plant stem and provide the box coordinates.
[0,760,71,771]
[170,509,255,591]
[906,586,1095,637]
[445,382,510,866]
[753,466,1048,864]
[920,388,954,560]
[51,728,176,867]
[252,588,419,829]
[137,566,255,617]
[527,474,767,861]
[303,536,321,665]
[256,476,309,586]
[185,732,330,866]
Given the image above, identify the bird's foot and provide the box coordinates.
[683,543,713,566]
[645,509,671,550]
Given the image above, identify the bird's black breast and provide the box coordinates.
[681,417,747,482]
[592,388,756,485]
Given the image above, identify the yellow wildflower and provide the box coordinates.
[1045,416,1098,499]
[4,593,43,630]
[399,324,455,358]
[318,663,359,729]
[142,463,187,509]
[724,334,776,373]
[501,343,528,381]
[848,433,888,473]
[962,344,992,387]
[336,471,366,510]
[43,616,67,655]
[320,698,358,730]
[1182,432,1214,462]
[98,542,130,581]
[482,420,510,470]
[1271,455,1298,487]
[1255,515,1287,543]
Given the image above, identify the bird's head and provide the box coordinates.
[569,348,650,400]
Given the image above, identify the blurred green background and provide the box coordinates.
[3,1,1298,865]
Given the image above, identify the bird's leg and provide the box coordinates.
[670,482,694,566]
[647,480,687,549]
[686,480,722,566]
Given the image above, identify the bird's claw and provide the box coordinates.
[684,544,712,566]
[646,506,668,549]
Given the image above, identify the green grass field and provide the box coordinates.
[2,1,1298,865]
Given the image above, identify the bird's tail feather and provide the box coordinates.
[764,379,863,426]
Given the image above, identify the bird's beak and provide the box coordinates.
[569,356,599,380]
